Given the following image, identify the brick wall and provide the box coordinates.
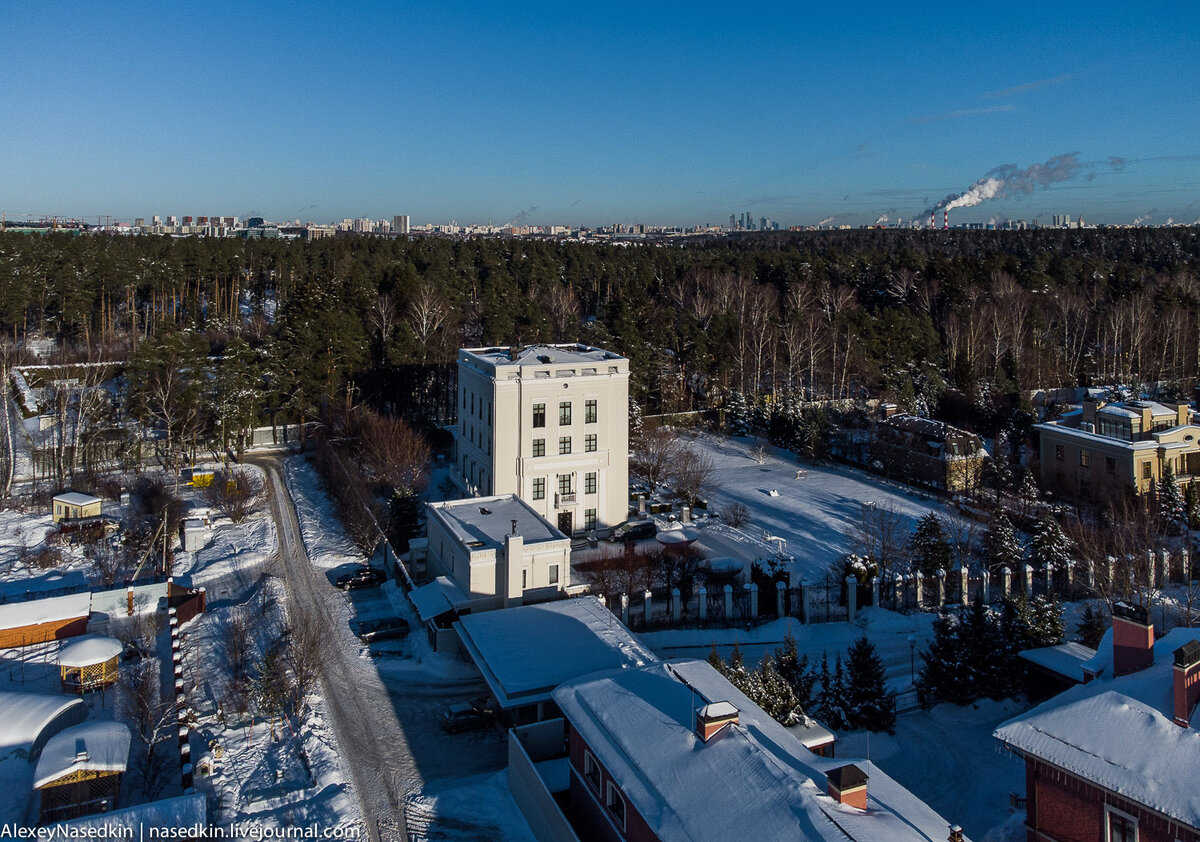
[567,723,657,842]
[1027,757,1200,842]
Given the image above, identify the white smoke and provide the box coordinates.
[930,153,1084,216]
[1166,217,1174,225]
[874,214,889,225]
[816,216,836,227]
[1132,214,1150,226]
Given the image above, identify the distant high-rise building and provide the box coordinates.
[151,215,161,226]
[1052,214,1072,227]
[166,216,178,226]
[134,218,145,228]
[729,214,736,230]
[182,216,193,226]
[393,214,410,234]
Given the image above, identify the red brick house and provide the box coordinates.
[548,659,962,842]
[995,603,1200,842]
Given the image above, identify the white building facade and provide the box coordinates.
[456,344,630,536]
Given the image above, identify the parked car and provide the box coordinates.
[335,567,387,590]
[356,617,410,643]
[440,697,496,734]
[605,519,657,542]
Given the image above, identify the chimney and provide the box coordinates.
[948,826,964,842]
[1082,397,1098,428]
[1173,640,1200,726]
[944,210,949,230]
[827,764,868,810]
[74,738,89,763]
[696,701,739,742]
[1175,402,1191,428]
[508,345,519,362]
[511,519,518,536]
[929,211,935,229]
[1112,602,1154,675]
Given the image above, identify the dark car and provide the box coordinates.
[605,519,658,542]
[440,697,496,734]
[335,567,387,590]
[356,617,410,643]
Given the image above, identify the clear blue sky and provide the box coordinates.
[2,2,1198,227]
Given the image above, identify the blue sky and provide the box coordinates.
[2,2,1198,227]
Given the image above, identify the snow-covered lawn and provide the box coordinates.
[838,699,1028,842]
[686,432,969,580]
[642,608,936,693]
[405,770,536,842]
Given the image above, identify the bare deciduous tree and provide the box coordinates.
[118,659,176,798]
[846,502,907,580]
[205,467,264,523]
[632,426,679,494]
[673,446,715,505]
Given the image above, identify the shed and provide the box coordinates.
[51,492,101,523]
[0,592,91,649]
[58,636,122,694]
[0,692,88,759]
[180,518,212,553]
[34,721,130,823]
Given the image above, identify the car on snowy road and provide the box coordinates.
[356,617,410,643]
[439,698,496,733]
[604,519,657,542]
[335,567,387,590]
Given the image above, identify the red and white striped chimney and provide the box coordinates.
[929,211,935,229]
[944,210,949,230]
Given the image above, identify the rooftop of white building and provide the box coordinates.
[428,494,567,550]
[460,343,626,369]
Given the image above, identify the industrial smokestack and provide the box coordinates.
[929,211,935,229]
[944,210,949,230]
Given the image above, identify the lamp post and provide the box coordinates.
[908,634,916,685]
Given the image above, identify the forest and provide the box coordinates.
[0,226,1197,436]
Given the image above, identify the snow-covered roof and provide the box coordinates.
[996,627,1200,828]
[455,596,657,709]
[0,592,91,632]
[0,692,86,752]
[46,792,207,835]
[553,659,961,842]
[429,494,567,549]
[410,576,468,623]
[34,721,130,788]
[1018,642,1095,682]
[58,636,122,668]
[52,492,101,507]
[462,343,626,368]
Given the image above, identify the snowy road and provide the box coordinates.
[252,457,415,842]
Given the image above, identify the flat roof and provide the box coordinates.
[429,494,566,550]
[1018,642,1095,682]
[455,596,656,709]
[410,576,469,623]
[461,343,626,368]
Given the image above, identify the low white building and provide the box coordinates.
[426,494,571,611]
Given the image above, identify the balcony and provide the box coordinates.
[555,492,576,507]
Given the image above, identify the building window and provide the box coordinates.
[585,399,597,423]
[558,474,573,495]
[582,751,601,792]
[533,403,546,428]
[559,436,572,455]
[1142,462,1152,480]
[532,438,545,457]
[1105,806,1137,842]
[585,472,597,494]
[532,478,545,500]
[606,781,626,831]
[585,509,597,531]
[585,434,597,452]
[521,568,528,590]
[1106,456,1116,474]
[548,564,559,585]
[1054,444,1065,461]
[1080,449,1090,468]
[559,401,572,425]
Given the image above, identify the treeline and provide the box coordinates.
[1,228,1198,428]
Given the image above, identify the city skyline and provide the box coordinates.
[2,2,1198,227]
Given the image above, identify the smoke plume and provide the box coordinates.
[874,214,889,225]
[816,216,836,227]
[931,153,1084,214]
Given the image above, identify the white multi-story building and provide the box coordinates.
[455,344,630,537]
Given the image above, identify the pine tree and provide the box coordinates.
[773,631,815,710]
[628,396,644,448]
[917,611,964,706]
[729,641,745,673]
[1158,464,1186,534]
[707,642,725,671]
[909,512,953,576]
[1029,514,1073,570]
[1075,604,1108,649]
[844,636,895,731]
[960,595,1006,700]
[982,512,1023,572]
[726,390,750,437]
[1185,481,1200,530]
[756,657,800,725]
[1027,592,1065,648]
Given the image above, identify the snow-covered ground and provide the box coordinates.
[642,608,936,693]
[839,699,1028,842]
[685,432,970,580]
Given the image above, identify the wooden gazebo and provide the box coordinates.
[58,636,122,694]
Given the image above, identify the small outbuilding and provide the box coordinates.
[34,721,130,823]
[58,636,122,694]
[0,592,91,649]
[180,518,212,553]
[51,492,102,523]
